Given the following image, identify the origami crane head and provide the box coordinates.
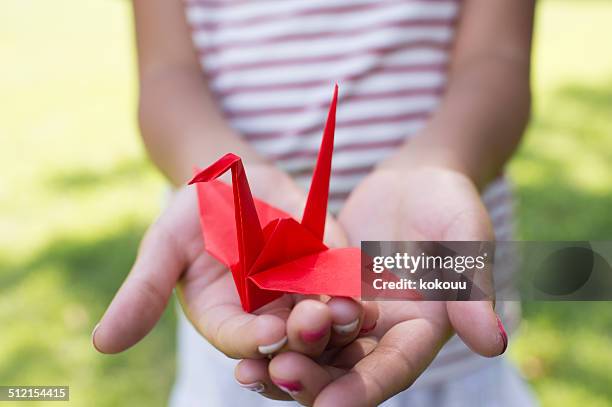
[189,85,362,312]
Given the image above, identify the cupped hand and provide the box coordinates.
[92,165,376,363]
[239,165,507,406]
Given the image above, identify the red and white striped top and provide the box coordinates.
[184,0,469,213]
[181,0,518,380]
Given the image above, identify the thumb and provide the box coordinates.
[93,188,198,353]
[446,301,507,357]
[324,215,349,248]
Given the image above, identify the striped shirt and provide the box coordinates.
[185,0,464,213]
[181,0,518,384]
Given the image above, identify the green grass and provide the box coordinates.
[1,0,611,406]
[506,2,612,406]
[0,1,174,405]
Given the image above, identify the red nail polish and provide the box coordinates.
[300,327,328,343]
[273,379,302,394]
[496,315,508,354]
[360,321,376,334]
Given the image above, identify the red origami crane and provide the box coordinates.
[189,85,362,312]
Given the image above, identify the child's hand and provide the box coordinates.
[92,164,377,363]
[240,165,506,406]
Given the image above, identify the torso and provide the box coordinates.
[185,0,461,212]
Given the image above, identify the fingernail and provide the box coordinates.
[238,381,265,393]
[258,336,287,355]
[300,326,328,343]
[91,323,101,352]
[496,315,508,355]
[273,379,302,395]
[333,318,359,335]
[360,321,376,335]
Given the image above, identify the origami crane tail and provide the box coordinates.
[301,84,338,241]
[189,153,265,271]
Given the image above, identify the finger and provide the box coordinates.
[286,299,332,357]
[196,298,288,359]
[93,217,188,354]
[235,359,291,401]
[180,270,291,359]
[329,336,378,370]
[446,301,506,357]
[187,273,292,359]
[315,318,447,407]
[324,216,349,248]
[269,352,344,406]
[327,297,363,347]
[358,301,379,336]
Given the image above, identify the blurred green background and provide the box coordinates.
[1,0,611,406]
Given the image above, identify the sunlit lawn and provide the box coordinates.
[1,0,611,406]
[506,2,612,406]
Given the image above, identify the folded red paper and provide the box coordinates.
[189,85,362,312]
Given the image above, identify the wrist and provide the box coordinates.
[378,132,510,190]
[377,141,474,181]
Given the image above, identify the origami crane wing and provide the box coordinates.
[249,247,362,297]
[194,179,290,268]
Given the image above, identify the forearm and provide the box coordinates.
[132,0,276,186]
[380,0,533,189]
[138,67,271,186]
[382,54,531,188]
